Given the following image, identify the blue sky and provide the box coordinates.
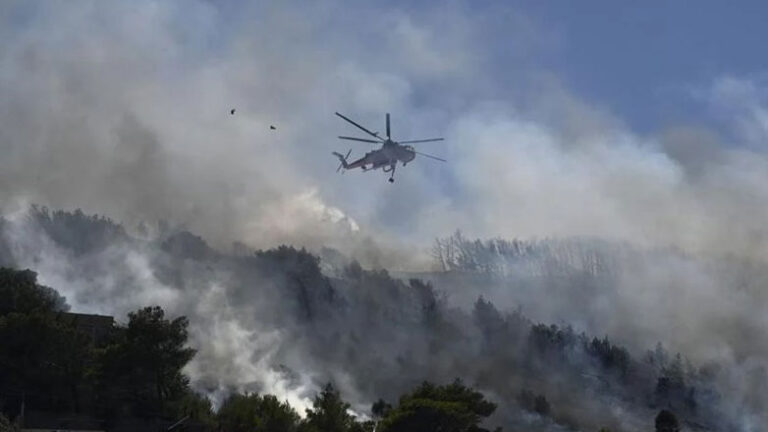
[517,1,768,132]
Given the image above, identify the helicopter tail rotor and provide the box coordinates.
[333,149,352,173]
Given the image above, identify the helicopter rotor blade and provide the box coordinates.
[335,112,384,141]
[386,113,391,139]
[398,138,444,144]
[414,151,446,162]
[338,136,380,143]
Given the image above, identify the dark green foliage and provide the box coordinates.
[655,409,680,432]
[96,306,196,418]
[0,268,68,316]
[473,296,505,337]
[517,389,550,416]
[409,279,443,326]
[161,231,215,261]
[257,395,302,432]
[0,269,87,413]
[217,393,261,432]
[256,246,337,320]
[344,260,364,280]
[302,383,359,432]
[171,391,216,427]
[29,206,127,255]
[663,354,684,383]
[352,420,377,432]
[0,287,197,422]
[0,312,92,412]
[528,323,579,357]
[587,336,630,376]
[257,246,323,279]
[217,393,300,432]
[527,322,632,380]
[654,352,699,414]
[0,264,199,426]
[371,398,392,418]
[377,380,497,432]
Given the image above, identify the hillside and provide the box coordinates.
[1,208,764,431]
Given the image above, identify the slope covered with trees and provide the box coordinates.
[0,208,761,430]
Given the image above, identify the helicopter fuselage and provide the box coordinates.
[346,140,415,171]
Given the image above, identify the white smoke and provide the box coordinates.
[3,1,768,428]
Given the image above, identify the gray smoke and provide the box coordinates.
[2,208,766,430]
[4,2,768,259]
[3,1,768,430]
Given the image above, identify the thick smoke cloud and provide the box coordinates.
[3,1,768,429]
[5,1,768,261]
[0,1,480,262]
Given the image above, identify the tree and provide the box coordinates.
[0,269,89,414]
[0,312,92,413]
[517,389,550,416]
[377,380,498,432]
[371,399,392,419]
[586,336,630,377]
[217,393,262,432]
[0,268,68,317]
[302,383,359,432]
[255,246,337,321]
[655,409,680,432]
[97,306,195,418]
[217,393,300,432]
[172,391,216,428]
[473,296,506,347]
[256,395,302,432]
[28,206,127,256]
[47,319,94,413]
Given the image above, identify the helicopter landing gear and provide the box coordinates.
[389,177,394,183]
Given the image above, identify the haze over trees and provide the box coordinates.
[0,266,505,431]
[0,208,761,430]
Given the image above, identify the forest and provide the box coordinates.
[0,265,502,431]
[0,208,757,431]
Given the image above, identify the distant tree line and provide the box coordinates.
[432,230,627,277]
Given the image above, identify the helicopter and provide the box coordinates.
[332,112,445,183]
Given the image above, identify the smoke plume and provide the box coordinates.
[2,1,768,429]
